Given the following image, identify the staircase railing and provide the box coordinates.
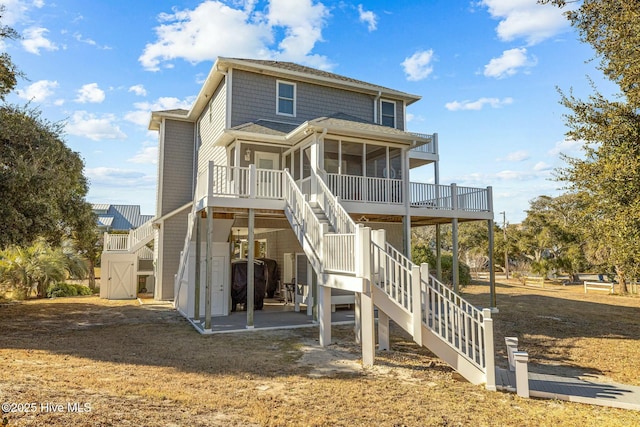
[317,170,356,234]
[283,170,324,266]
[423,273,489,372]
[173,209,197,310]
[103,219,155,252]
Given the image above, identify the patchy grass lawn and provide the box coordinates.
[1,282,639,426]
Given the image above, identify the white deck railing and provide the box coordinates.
[409,133,437,155]
[325,173,404,205]
[410,182,490,212]
[196,162,284,201]
[103,233,129,251]
[103,218,155,253]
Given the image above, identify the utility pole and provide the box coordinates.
[500,211,509,280]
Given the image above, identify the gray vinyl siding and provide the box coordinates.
[197,79,228,173]
[159,119,195,217]
[231,70,375,127]
[159,211,189,300]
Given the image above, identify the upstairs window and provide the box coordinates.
[277,81,296,116]
[381,100,396,128]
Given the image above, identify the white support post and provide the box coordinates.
[483,308,496,391]
[361,285,375,367]
[452,217,459,293]
[355,225,371,279]
[412,265,422,346]
[249,164,257,199]
[354,292,361,345]
[318,284,332,347]
[208,161,215,199]
[377,310,390,351]
[247,208,255,329]
[514,352,530,398]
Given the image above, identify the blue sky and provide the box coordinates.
[2,0,614,223]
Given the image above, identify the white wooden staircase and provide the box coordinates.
[283,168,496,389]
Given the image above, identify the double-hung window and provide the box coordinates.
[277,81,296,116]
[381,100,396,128]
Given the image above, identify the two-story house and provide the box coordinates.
[103,57,498,389]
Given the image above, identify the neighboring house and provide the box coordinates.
[93,204,153,232]
[97,204,155,299]
[103,57,498,389]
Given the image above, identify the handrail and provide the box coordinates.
[282,170,323,263]
[316,169,356,234]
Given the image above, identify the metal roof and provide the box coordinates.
[92,204,153,231]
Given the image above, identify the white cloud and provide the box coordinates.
[357,4,377,32]
[66,111,126,141]
[484,48,536,79]
[139,0,331,72]
[128,146,158,165]
[75,83,106,103]
[1,0,43,26]
[129,84,148,97]
[22,27,58,54]
[15,79,58,102]
[401,49,435,81]
[533,161,552,171]
[479,0,571,45]
[445,97,513,111]
[85,167,154,187]
[548,138,583,156]
[498,150,530,162]
[124,96,194,127]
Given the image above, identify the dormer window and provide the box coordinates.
[381,100,396,128]
[277,81,296,116]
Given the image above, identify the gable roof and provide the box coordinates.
[150,57,421,130]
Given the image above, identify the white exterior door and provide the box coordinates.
[108,260,135,299]
[199,255,228,316]
[255,152,280,197]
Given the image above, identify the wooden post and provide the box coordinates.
[435,224,442,281]
[514,352,530,398]
[204,206,213,331]
[452,217,459,294]
[247,208,255,329]
[194,213,201,322]
[488,218,496,309]
[354,292,361,344]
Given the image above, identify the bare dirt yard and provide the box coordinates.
[1,280,639,426]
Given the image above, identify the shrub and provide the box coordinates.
[412,244,471,289]
[46,283,92,298]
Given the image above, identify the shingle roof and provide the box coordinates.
[231,120,299,136]
[221,57,420,102]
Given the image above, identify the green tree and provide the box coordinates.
[519,195,589,280]
[0,105,93,248]
[543,0,640,293]
[0,6,22,100]
[412,244,471,289]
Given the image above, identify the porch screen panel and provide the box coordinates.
[342,142,363,201]
[389,147,403,204]
[324,139,339,173]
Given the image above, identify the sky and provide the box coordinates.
[1,0,617,224]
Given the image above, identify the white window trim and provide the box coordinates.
[380,99,396,128]
[277,80,296,117]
